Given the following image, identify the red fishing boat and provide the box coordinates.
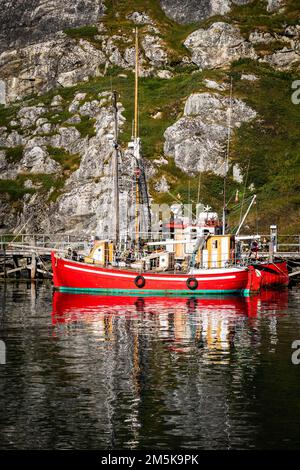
[51,30,289,298]
[52,251,261,296]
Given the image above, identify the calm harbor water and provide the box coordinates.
[1,281,300,450]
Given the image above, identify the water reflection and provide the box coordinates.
[1,284,299,450]
[52,290,289,359]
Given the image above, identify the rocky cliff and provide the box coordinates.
[0,0,299,235]
[0,0,105,52]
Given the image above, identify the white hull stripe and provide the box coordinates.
[64,264,237,282]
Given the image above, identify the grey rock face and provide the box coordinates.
[0,0,105,53]
[50,127,83,153]
[257,25,300,70]
[159,0,253,24]
[184,22,257,70]
[248,24,300,71]
[0,150,18,180]
[203,79,228,91]
[249,31,277,44]
[164,92,256,175]
[241,74,259,81]
[1,15,171,102]
[0,144,60,179]
[49,104,128,235]
[1,36,106,102]
[127,12,153,25]
[154,176,170,193]
[17,105,46,128]
[0,95,131,235]
[20,146,61,174]
[267,0,286,12]
[142,34,168,67]
[261,47,300,70]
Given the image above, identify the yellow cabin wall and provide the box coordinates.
[206,235,231,268]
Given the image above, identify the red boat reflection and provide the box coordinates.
[52,289,289,324]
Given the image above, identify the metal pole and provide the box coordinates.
[112,90,120,247]
[223,78,233,236]
[134,27,139,141]
[3,245,6,279]
[134,27,140,249]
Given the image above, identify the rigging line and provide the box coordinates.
[188,179,191,219]
[229,195,254,213]
[238,158,251,227]
[197,173,201,205]
[9,212,34,246]
[256,197,259,234]
[37,254,52,275]
[110,71,113,95]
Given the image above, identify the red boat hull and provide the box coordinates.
[252,260,289,288]
[51,252,260,296]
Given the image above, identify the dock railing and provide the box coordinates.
[1,233,300,255]
[0,232,169,254]
[276,235,300,253]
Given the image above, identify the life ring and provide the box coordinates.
[186,277,198,290]
[134,275,146,289]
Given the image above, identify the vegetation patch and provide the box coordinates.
[74,116,96,138]
[102,0,202,62]
[47,146,81,173]
[0,173,66,203]
[202,0,299,38]
[3,145,24,163]
[228,59,300,232]
[253,40,287,56]
[0,103,22,131]
[0,179,34,201]
[64,26,99,41]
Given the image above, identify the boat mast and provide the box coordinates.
[134,27,139,143]
[222,77,233,235]
[134,27,140,248]
[112,90,120,246]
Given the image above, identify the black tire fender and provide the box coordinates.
[134,275,146,289]
[186,277,198,291]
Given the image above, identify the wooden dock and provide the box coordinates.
[0,234,89,280]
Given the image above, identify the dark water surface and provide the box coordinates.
[1,282,300,450]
